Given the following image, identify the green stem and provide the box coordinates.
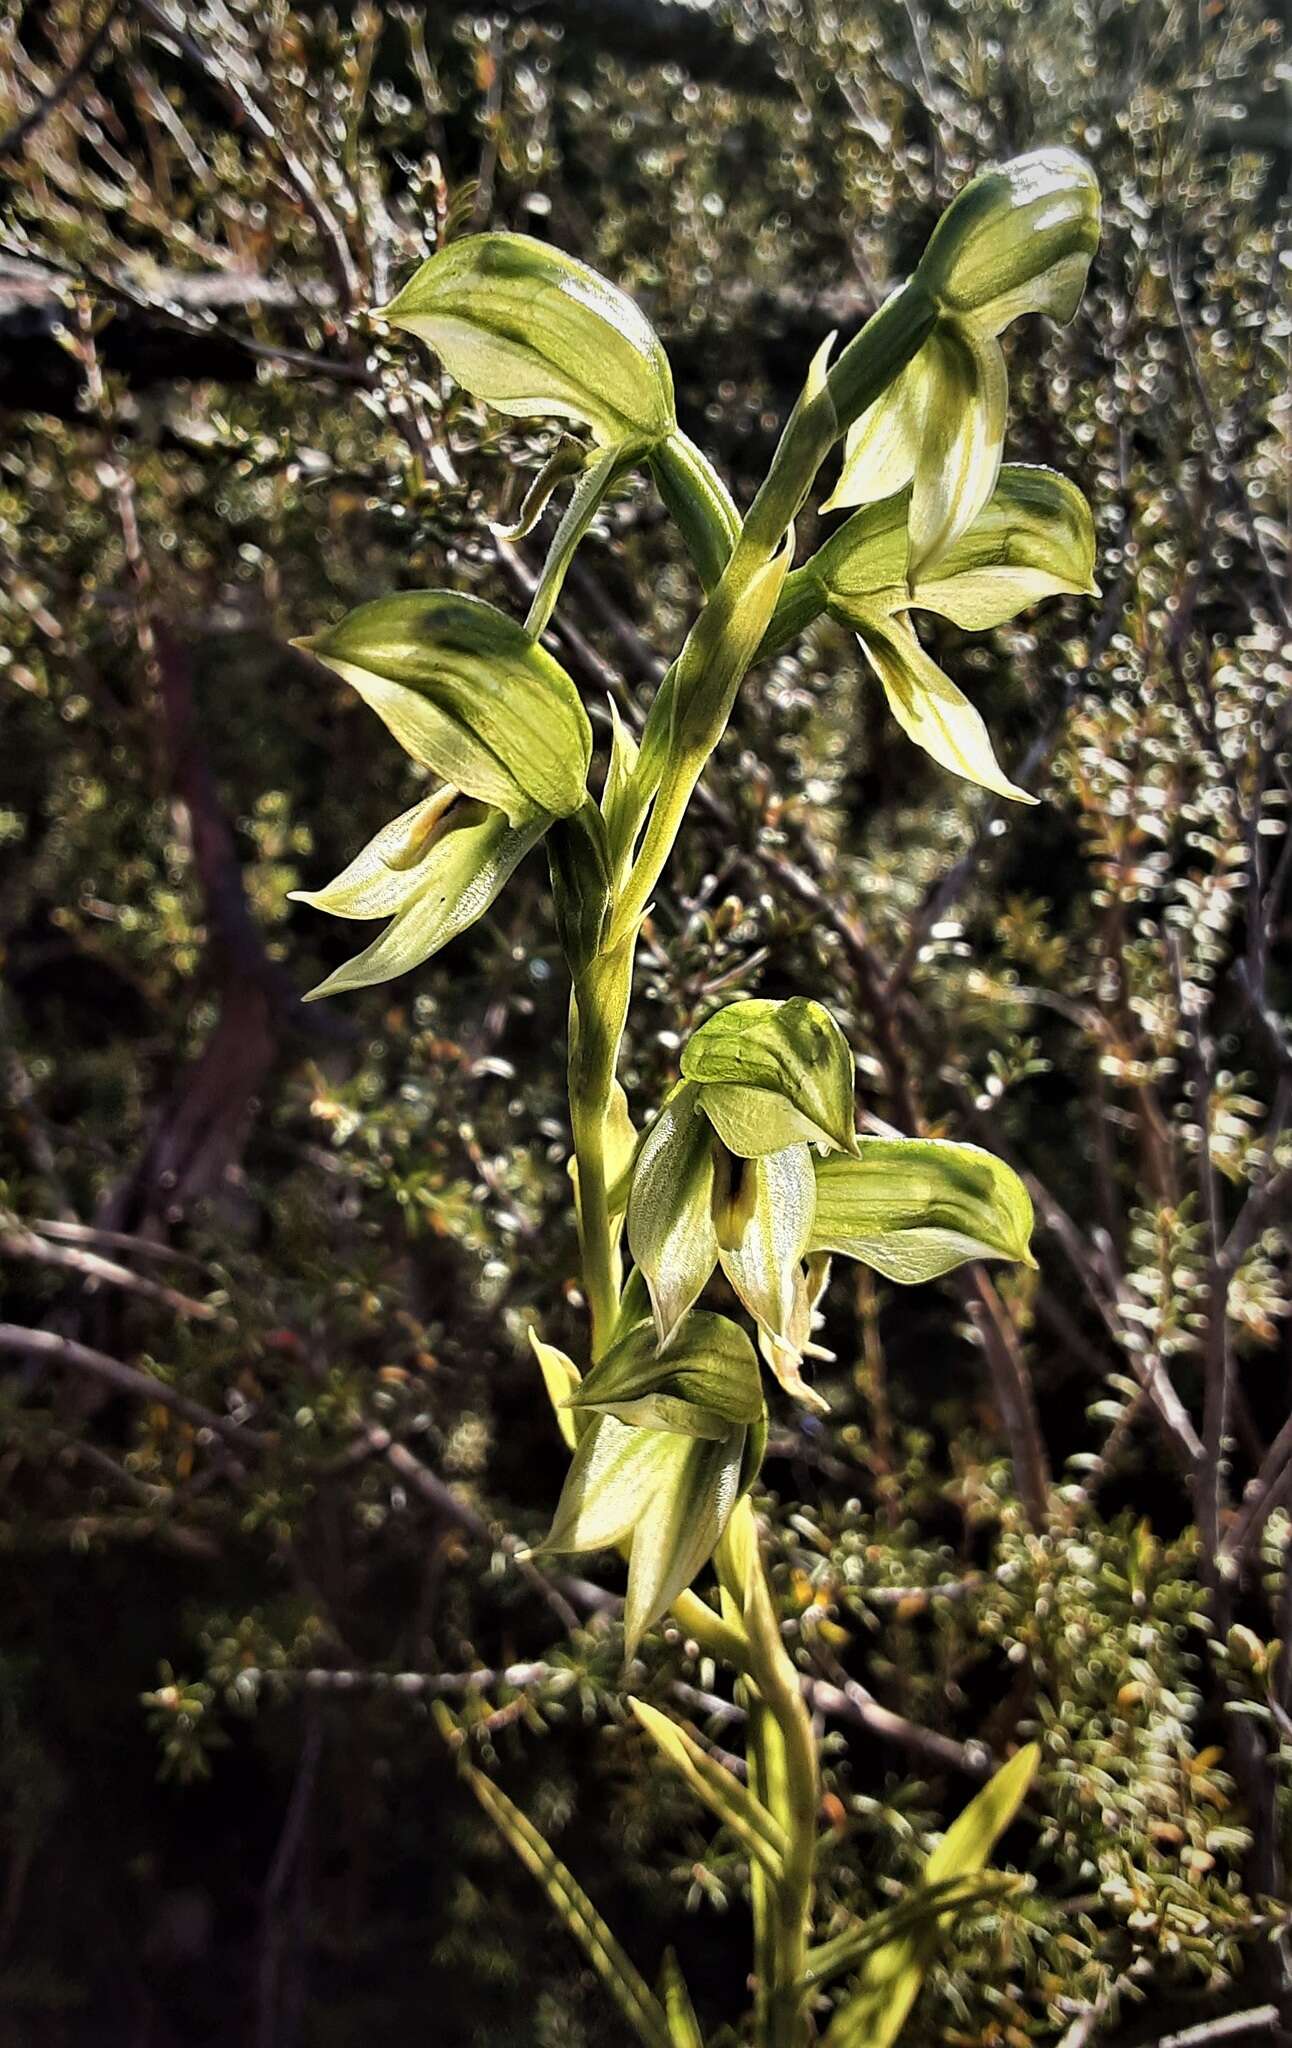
[718,1512,818,2047]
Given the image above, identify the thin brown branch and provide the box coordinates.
[0,1323,271,1456]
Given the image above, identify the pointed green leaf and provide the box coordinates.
[656,1948,704,2048]
[917,148,1100,332]
[853,612,1034,804]
[382,233,676,447]
[805,1870,1020,1990]
[464,1766,674,2048]
[626,1084,719,1347]
[300,804,546,1000]
[298,591,591,825]
[823,1745,1038,2048]
[288,786,459,920]
[716,1145,816,1360]
[570,1310,764,1435]
[682,998,858,1157]
[528,1326,584,1452]
[630,1698,787,1880]
[808,1138,1036,1282]
[911,464,1098,628]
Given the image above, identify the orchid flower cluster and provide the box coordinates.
[291,151,1100,2047]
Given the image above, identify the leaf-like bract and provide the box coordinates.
[570,1310,764,1435]
[808,1138,1035,1282]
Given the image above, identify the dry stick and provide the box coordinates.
[29,1218,210,1269]
[1223,1408,1292,1566]
[1170,936,1233,1589]
[0,1222,217,1321]
[133,0,360,314]
[257,1705,323,2048]
[366,1426,589,1634]
[0,1323,271,1457]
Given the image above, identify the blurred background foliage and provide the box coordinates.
[0,1,1290,2043]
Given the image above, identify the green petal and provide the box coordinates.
[906,323,1006,576]
[808,1138,1036,1282]
[682,997,858,1157]
[300,590,591,825]
[626,1084,720,1347]
[622,1425,748,1660]
[301,804,545,1000]
[288,786,459,919]
[716,1145,816,1355]
[911,464,1097,629]
[541,1412,675,1557]
[538,1412,749,1659]
[821,344,929,515]
[381,233,676,447]
[854,612,1035,804]
[569,1309,764,1435]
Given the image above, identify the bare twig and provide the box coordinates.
[0,1221,217,1321]
[0,1323,271,1456]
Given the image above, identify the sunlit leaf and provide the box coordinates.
[682,998,858,1156]
[464,1767,673,2048]
[808,1138,1036,1281]
[297,591,591,826]
[630,1698,787,1879]
[823,1745,1038,2048]
[656,1949,704,2048]
[382,232,676,447]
